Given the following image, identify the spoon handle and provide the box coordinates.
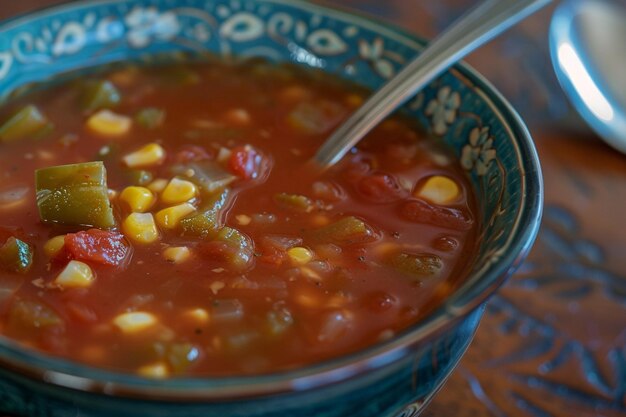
[313,0,551,168]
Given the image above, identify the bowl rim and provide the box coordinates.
[0,0,544,401]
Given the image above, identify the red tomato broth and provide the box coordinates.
[0,59,478,377]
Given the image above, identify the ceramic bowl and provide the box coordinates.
[0,1,543,416]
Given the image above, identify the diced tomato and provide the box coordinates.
[64,229,130,266]
[356,173,407,203]
[400,199,473,230]
[174,145,213,163]
[257,245,286,267]
[228,146,266,180]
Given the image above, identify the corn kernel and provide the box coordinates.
[161,178,197,205]
[147,178,168,193]
[43,235,66,258]
[122,143,166,168]
[55,260,95,288]
[123,213,159,244]
[86,110,131,136]
[113,311,157,334]
[415,175,460,205]
[138,362,169,379]
[287,247,313,265]
[155,203,196,230]
[235,214,251,226]
[183,308,210,325]
[163,246,191,264]
[120,186,155,213]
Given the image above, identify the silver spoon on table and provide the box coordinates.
[312,0,551,169]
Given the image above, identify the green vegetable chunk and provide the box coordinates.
[0,105,51,143]
[36,161,116,229]
[80,80,121,112]
[135,108,165,129]
[9,299,62,330]
[0,237,33,274]
[181,188,231,238]
[126,169,154,186]
[274,193,314,212]
[311,216,378,245]
[387,252,443,279]
[215,226,254,271]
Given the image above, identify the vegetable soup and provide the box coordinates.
[0,59,477,377]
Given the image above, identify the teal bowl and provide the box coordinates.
[0,1,543,416]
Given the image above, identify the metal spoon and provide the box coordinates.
[313,0,551,169]
[550,0,626,154]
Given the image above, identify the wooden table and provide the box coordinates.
[2,1,626,416]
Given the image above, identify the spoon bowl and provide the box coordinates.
[550,0,626,154]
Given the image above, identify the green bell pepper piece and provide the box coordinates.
[36,161,116,229]
[0,105,51,143]
[0,237,33,274]
[274,193,313,212]
[181,188,231,238]
[126,169,154,186]
[387,252,443,280]
[214,226,253,271]
[80,80,121,112]
[135,108,165,129]
[311,216,377,245]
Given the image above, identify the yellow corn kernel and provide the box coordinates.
[43,235,66,258]
[55,260,95,288]
[119,186,155,213]
[155,203,196,230]
[235,214,251,226]
[415,175,460,205]
[147,178,168,193]
[113,311,157,334]
[163,246,191,264]
[161,178,197,205]
[183,308,210,325]
[122,143,166,168]
[86,110,131,136]
[123,213,159,244]
[287,247,313,265]
[138,362,169,379]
